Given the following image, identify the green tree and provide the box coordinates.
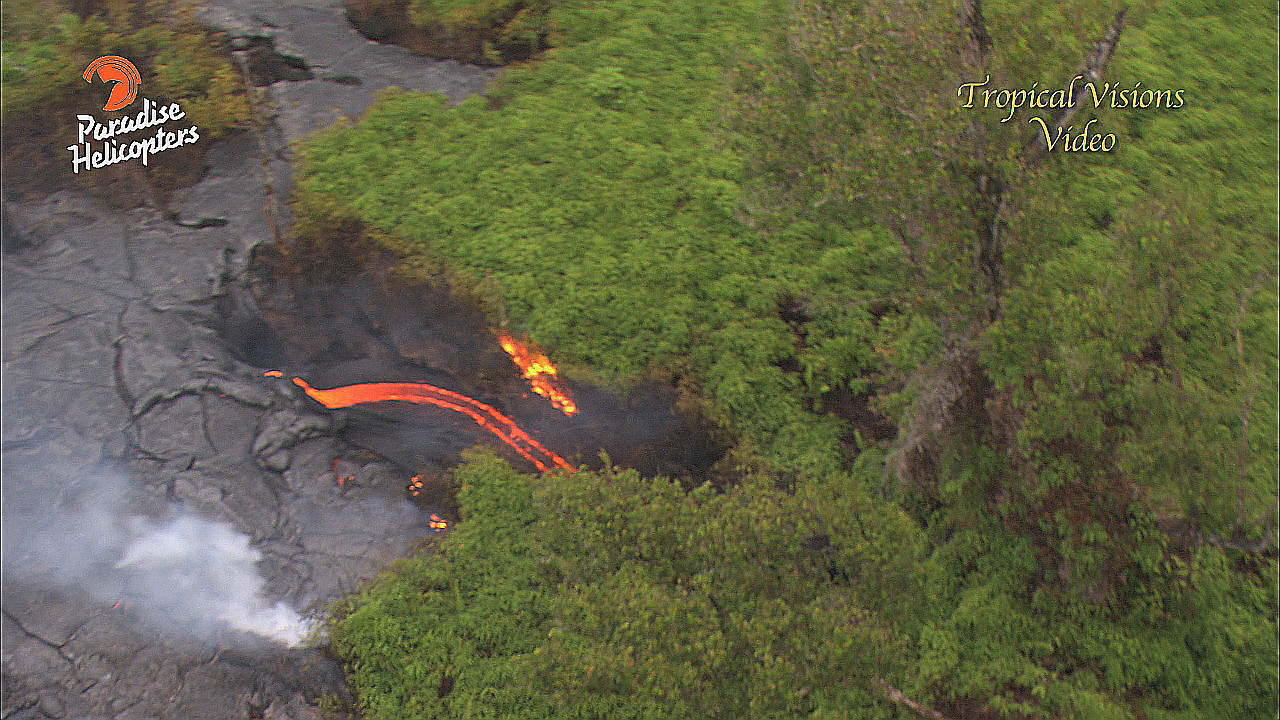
[532,458,929,719]
[330,451,558,719]
[732,0,1277,716]
[333,451,935,719]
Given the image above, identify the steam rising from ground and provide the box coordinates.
[1,462,312,647]
[115,515,310,646]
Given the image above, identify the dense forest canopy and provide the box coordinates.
[4,0,1275,717]
[302,0,1277,717]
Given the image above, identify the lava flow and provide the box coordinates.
[282,375,576,473]
[498,332,577,416]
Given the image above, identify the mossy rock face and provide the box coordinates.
[344,0,550,66]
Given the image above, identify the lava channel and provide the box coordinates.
[286,376,576,473]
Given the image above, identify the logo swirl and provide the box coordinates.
[83,56,141,111]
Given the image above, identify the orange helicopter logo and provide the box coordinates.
[83,56,141,111]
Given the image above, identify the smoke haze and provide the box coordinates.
[1,461,311,647]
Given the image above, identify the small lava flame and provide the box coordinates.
[498,332,577,416]
[282,376,576,473]
[429,513,449,531]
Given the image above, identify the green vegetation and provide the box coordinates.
[3,0,249,134]
[333,451,925,719]
[405,0,555,57]
[2,0,250,183]
[338,449,1274,719]
[296,0,1275,716]
[348,0,555,65]
[298,0,876,477]
[332,452,557,718]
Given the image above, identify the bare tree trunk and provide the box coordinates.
[875,678,956,720]
[1023,9,1129,166]
[965,6,1130,322]
[960,0,993,66]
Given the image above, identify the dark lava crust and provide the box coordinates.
[241,239,727,486]
[2,1,495,718]
[2,3,720,719]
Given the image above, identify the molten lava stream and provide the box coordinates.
[498,332,577,416]
[287,377,576,473]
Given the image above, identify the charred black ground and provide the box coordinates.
[1,4,505,717]
[220,244,729,504]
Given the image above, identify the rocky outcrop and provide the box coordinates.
[198,0,496,148]
[344,0,550,66]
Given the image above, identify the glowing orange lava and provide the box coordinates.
[498,332,577,416]
[286,376,576,473]
[429,513,449,531]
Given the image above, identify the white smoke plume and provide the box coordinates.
[114,515,311,646]
[1,461,312,647]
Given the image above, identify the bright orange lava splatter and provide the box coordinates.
[429,513,449,531]
[288,377,576,473]
[498,332,577,416]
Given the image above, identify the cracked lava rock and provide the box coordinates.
[2,1,496,717]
